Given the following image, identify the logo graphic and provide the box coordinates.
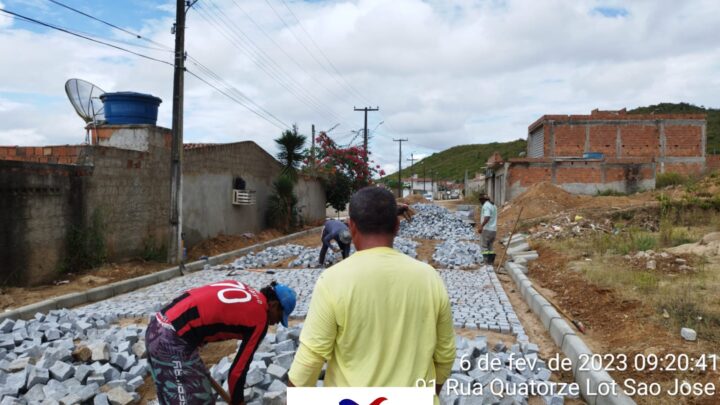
[339,398,387,405]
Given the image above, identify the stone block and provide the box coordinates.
[271,352,294,370]
[271,339,294,353]
[43,379,69,401]
[245,366,264,386]
[94,393,110,405]
[28,366,50,388]
[89,342,110,362]
[73,345,93,363]
[681,327,697,341]
[266,364,288,381]
[106,387,135,405]
[0,320,15,333]
[50,361,74,381]
[131,342,146,359]
[7,357,30,372]
[25,383,47,402]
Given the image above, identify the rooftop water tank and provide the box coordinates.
[100,92,162,125]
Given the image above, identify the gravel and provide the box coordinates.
[399,204,479,240]
[433,239,484,269]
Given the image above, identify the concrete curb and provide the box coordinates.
[502,240,636,405]
[0,226,323,322]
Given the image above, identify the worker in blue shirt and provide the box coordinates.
[319,219,352,266]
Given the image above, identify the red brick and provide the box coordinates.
[554,125,585,157]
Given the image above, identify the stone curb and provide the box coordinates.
[0,226,323,322]
[502,240,636,405]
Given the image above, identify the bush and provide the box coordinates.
[656,172,688,188]
[267,175,298,232]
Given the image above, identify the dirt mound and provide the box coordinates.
[398,194,429,204]
[187,230,283,260]
[501,182,588,225]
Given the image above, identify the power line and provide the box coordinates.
[194,2,342,125]
[186,69,289,130]
[277,0,371,105]
[2,7,290,131]
[0,8,174,67]
[46,0,174,51]
[227,0,354,121]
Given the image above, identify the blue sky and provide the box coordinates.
[1,0,720,173]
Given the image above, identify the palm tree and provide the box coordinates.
[275,124,306,182]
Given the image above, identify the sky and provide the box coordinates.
[1,0,719,175]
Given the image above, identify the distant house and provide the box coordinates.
[486,109,707,205]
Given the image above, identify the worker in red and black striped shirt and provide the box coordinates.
[146,280,297,405]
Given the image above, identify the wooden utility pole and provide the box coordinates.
[168,0,188,264]
[393,138,408,198]
[311,124,315,170]
[407,153,417,194]
[422,164,426,192]
[354,106,379,158]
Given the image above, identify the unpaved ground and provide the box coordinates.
[0,228,322,312]
[527,244,720,405]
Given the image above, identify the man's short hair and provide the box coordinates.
[349,186,397,234]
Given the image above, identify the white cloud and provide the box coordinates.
[0,0,719,170]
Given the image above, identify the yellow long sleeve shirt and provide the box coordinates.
[288,246,456,389]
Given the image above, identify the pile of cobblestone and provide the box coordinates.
[399,205,478,240]
[433,240,484,269]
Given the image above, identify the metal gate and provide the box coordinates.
[528,128,544,158]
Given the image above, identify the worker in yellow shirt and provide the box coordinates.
[288,186,456,398]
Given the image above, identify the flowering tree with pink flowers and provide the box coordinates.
[308,132,385,211]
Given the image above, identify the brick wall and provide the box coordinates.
[619,125,660,157]
[589,125,617,157]
[0,126,172,286]
[664,125,703,157]
[707,155,720,172]
[553,125,585,157]
[501,158,656,204]
[0,145,86,165]
[0,161,91,285]
[83,137,171,260]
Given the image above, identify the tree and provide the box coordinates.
[267,125,306,231]
[275,124,306,181]
[312,132,384,211]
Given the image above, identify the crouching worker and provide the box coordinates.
[319,219,352,266]
[146,280,297,405]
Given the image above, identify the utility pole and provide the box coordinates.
[431,169,435,198]
[311,124,315,171]
[422,164,426,192]
[354,106,379,158]
[407,154,417,195]
[168,0,190,265]
[393,138,408,198]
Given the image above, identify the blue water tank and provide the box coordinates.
[100,92,162,125]
[583,152,604,160]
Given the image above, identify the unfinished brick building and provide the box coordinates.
[486,109,707,205]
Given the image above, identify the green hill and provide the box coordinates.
[382,139,527,184]
[627,102,720,154]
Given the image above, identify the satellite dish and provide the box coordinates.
[64,78,106,124]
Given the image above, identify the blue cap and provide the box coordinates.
[273,283,297,327]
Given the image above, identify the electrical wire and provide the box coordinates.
[2,7,291,131]
[0,8,174,67]
[45,0,174,51]
[194,2,341,125]
[277,0,371,105]
[186,69,289,130]
[227,0,354,121]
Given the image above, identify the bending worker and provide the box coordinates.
[146,280,296,405]
[319,219,352,266]
[289,187,456,399]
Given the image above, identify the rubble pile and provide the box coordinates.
[0,310,149,404]
[433,240,484,269]
[399,205,478,240]
[393,237,419,258]
[527,215,613,240]
[625,250,695,273]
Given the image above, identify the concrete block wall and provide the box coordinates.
[83,131,171,260]
[0,161,91,285]
[182,142,326,247]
